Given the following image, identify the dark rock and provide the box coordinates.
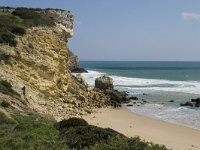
[191,98,200,104]
[105,89,128,103]
[191,98,200,107]
[142,100,147,103]
[68,50,80,71]
[143,93,148,96]
[68,50,88,73]
[180,101,193,107]
[126,104,133,107]
[169,100,175,102]
[95,76,114,90]
[71,68,88,73]
[129,96,138,100]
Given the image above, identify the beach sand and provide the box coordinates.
[83,108,200,150]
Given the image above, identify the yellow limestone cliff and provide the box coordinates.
[0,9,108,120]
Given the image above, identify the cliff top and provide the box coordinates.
[0,7,74,46]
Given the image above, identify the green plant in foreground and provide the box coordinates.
[0,112,167,150]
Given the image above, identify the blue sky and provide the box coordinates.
[1,0,200,61]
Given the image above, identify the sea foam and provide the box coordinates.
[80,70,200,130]
[81,70,200,95]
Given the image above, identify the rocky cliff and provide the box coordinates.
[0,8,108,120]
[68,50,80,70]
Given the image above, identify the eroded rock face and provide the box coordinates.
[68,50,80,71]
[0,9,109,120]
[68,50,88,73]
[95,76,114,90]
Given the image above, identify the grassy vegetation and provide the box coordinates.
[0,7,55,46]
[0,112,168,150]
[0,112,69,150]
[0,80,20,98]
[12,8,55,27]
[0,13,24,46]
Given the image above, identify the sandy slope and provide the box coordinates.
[83,108,200,150]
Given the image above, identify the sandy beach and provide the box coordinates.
[83,107,200,150]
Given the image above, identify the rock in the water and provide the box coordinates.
[95,76,114,90]
[71,68,88,73]
[191,98,200,107]
[129,96,138,100]
[180,101,193,107]
[169,100,175,102]
[126,104,133,107]
[181,98,200,108]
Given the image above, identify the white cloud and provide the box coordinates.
[181,12,200,21]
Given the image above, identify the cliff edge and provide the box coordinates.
[0,7,108,120]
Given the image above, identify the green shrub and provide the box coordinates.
[61,125,119,149]
[0,13,25,46]
[0,7,56,46]
[12,8,55,27]
[0,112,15,125]
[1,101,10,108]
[0,112,167,150]
[0,80,20,98]
[0,112,70,150]
[1,32,17,46]
[11,26,26,35]
[0,80,12,89]
[58,117,88,131]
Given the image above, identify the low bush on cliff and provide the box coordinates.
[0,80,20,98]
[0,7,55,46]
[12,8,55,27]
[0,13,26,46]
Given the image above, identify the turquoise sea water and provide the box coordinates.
[79,61,200,130]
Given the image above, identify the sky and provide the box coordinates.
[0,0,200,61]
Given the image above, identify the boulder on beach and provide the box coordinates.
[95,76,114,90]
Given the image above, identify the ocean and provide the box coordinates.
[79,61,200,130]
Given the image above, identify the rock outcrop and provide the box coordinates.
[0,8,109,120]
[95,76,114,90]
[180,98,200,108]
[68,50,88,73]
[95,76,129,107]
[68,50,80,71]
